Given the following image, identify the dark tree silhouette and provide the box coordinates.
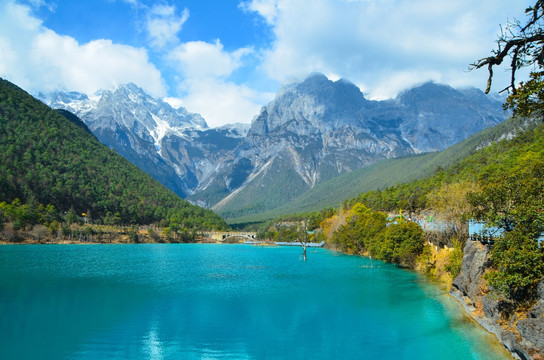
[471,1,544,94]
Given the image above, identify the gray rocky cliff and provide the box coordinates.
[451,240,544,360]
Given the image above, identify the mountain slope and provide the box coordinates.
[40,85,246,198]
[0,78,227,229]
[208,74,507,219]
[226,115,538,225]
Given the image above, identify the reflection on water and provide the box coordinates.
[0,244,511,359]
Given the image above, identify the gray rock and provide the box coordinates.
[500,329,530,360]
[537,278,544,299]
[528,301,544,319]
[451,239,544,359]
[517,317,544,353]
[452,240,491,299]
[482,294,500,319]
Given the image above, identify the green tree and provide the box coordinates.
[444,239,464,278]
[378,220,424,267]
[65,207,80,225]
[504,71,544,117]
[162,227,172,241]
[332,203,387,255]
[104,211,122,226]
[485,229,544,301]
[427,181,479,226]
[468,158,544,235]
[276,225,299,242]
[468,155,544,301]
[128,227,139,243]
[48,220,60,236]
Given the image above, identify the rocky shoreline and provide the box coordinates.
[450,240,544,360]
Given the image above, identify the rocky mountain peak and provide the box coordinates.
[294,72,331,92]
[43,82,208,132]
[111,82,152,105]
[37,90,96,114]
[397,81,463,108]
[98,83,154,108]
[393,81,506,152]
[249,72,369,136]
[49,91,90,103]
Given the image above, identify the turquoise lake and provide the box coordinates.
[0,244,511,359]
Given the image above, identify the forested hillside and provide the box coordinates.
[0,78,227,230]
[352,119,544,216]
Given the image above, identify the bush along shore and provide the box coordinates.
[0,199,226,244]
[0,222,211,244]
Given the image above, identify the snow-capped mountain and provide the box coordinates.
[39,83,224,197]
[40,74,508,217]
[40,83,206,152]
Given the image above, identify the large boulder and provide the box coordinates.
[516,279,544,357]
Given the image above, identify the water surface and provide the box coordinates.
[0,244,511,359]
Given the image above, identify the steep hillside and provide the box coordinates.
[227,115,539,225]
[0,78,227,229]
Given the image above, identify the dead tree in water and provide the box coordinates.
[300,219,308,261]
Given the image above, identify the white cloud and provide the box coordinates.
[146,4,189,49]
[0,1,166,97]
[169,40,253,78]
[365,69,443,100]
[22,0,56,11]
[167,39,273,127]
[245,0,534,98]
[168,78,274,128]
[1,0,530,129]
[239,0,279,25]
[34,32,166,96]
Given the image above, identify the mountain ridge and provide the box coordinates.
[205,75,507,217]
[227,114,538,224]
[39,73,508,219]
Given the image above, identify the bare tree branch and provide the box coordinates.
[471,1,544,94]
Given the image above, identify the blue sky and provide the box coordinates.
[0,0,532,127]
